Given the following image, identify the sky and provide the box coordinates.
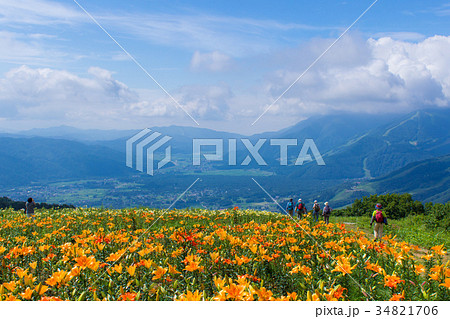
[0,0,449,134]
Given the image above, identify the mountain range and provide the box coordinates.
[288,109,450,181]
[0,108,449,207]
[365,154,450,203]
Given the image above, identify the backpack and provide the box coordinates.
[375,210,384,223]
[297,203,304,211]
[314,204,321,212]
[287,202,293,210]
[323,206,331,215]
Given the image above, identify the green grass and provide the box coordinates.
[48,179,98,187]
[355,183,376,193]
[384,215,450,249]
[330,189,357,203]
[332,215,450,250]
[48,188,108,202]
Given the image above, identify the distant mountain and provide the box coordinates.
[326,154,450,207]
[213,112,399,171]
[268,112,401,153]
[96,125,245,160]
[0,136,131,186]
[2,109,450,208]
[368,154,450,203]
[0,126,244,186]
[16,125,139,142]
[289,108,450,180]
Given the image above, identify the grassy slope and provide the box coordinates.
[363,155,450,203]
[333,215,450,254]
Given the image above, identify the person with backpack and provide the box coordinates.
[322,202,332,224]
[25,197,36,220]
[312,200,321,222]
[295,199,306,219]
[370,203,388,241]
[286,198,294,217]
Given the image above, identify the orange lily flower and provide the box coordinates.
[118,292,137,301]
[168,264,181,275]
[152,266,168,280]
[430,244,446,256]
[113,264,123,274]
[255,287,273,301]
[126,265,137,277]
[439,278,450,289]
[389,290,405,301]
[223,282,246,300]
[177,290,203,301]
[20,287,33,300]
[384,275,404,289]
[414,264,425,275]
[332,255,357,276]
[3,281,17,292]
[35,284,49,295]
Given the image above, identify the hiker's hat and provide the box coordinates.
[375,203,382,209]
[314,200,317,203]
[298,199,302,202]
[325,202,329,206]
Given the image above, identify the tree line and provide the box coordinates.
[336,193,449,231]
[0,196,75,211]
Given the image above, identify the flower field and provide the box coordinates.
[0,207,448,301]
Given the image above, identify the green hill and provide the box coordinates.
[0,136,130,186]
[328,154,450,207]
[368,154,450,203]
[289,108,450,181]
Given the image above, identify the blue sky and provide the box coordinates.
[0,0,449,134]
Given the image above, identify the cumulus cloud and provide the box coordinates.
[258,35,450,117]
[0,65,137,121]
[190,51,232,72]
[1,35,450,133]
[372,32,425,42]
[128,84,233,121]
[0,65,235,129]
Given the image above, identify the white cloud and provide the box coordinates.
[0,65,137,121]
[1,34,450,133]
[190,51,232,72]
[0,31,62,65]
[0,65,235,128]
[0,0,84,25]
[372,32,426,42]
[100,13,332,57]
[433,3,450,16]
[0,0,333,58]
[128,84,233,121]
[257,35,450,116]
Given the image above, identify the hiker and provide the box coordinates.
[286,198,294,217]
[322,202,332,224]
[370,203,388,241]
[25,197,36,220]
[295,199,307,219]
[312,200,321,222]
